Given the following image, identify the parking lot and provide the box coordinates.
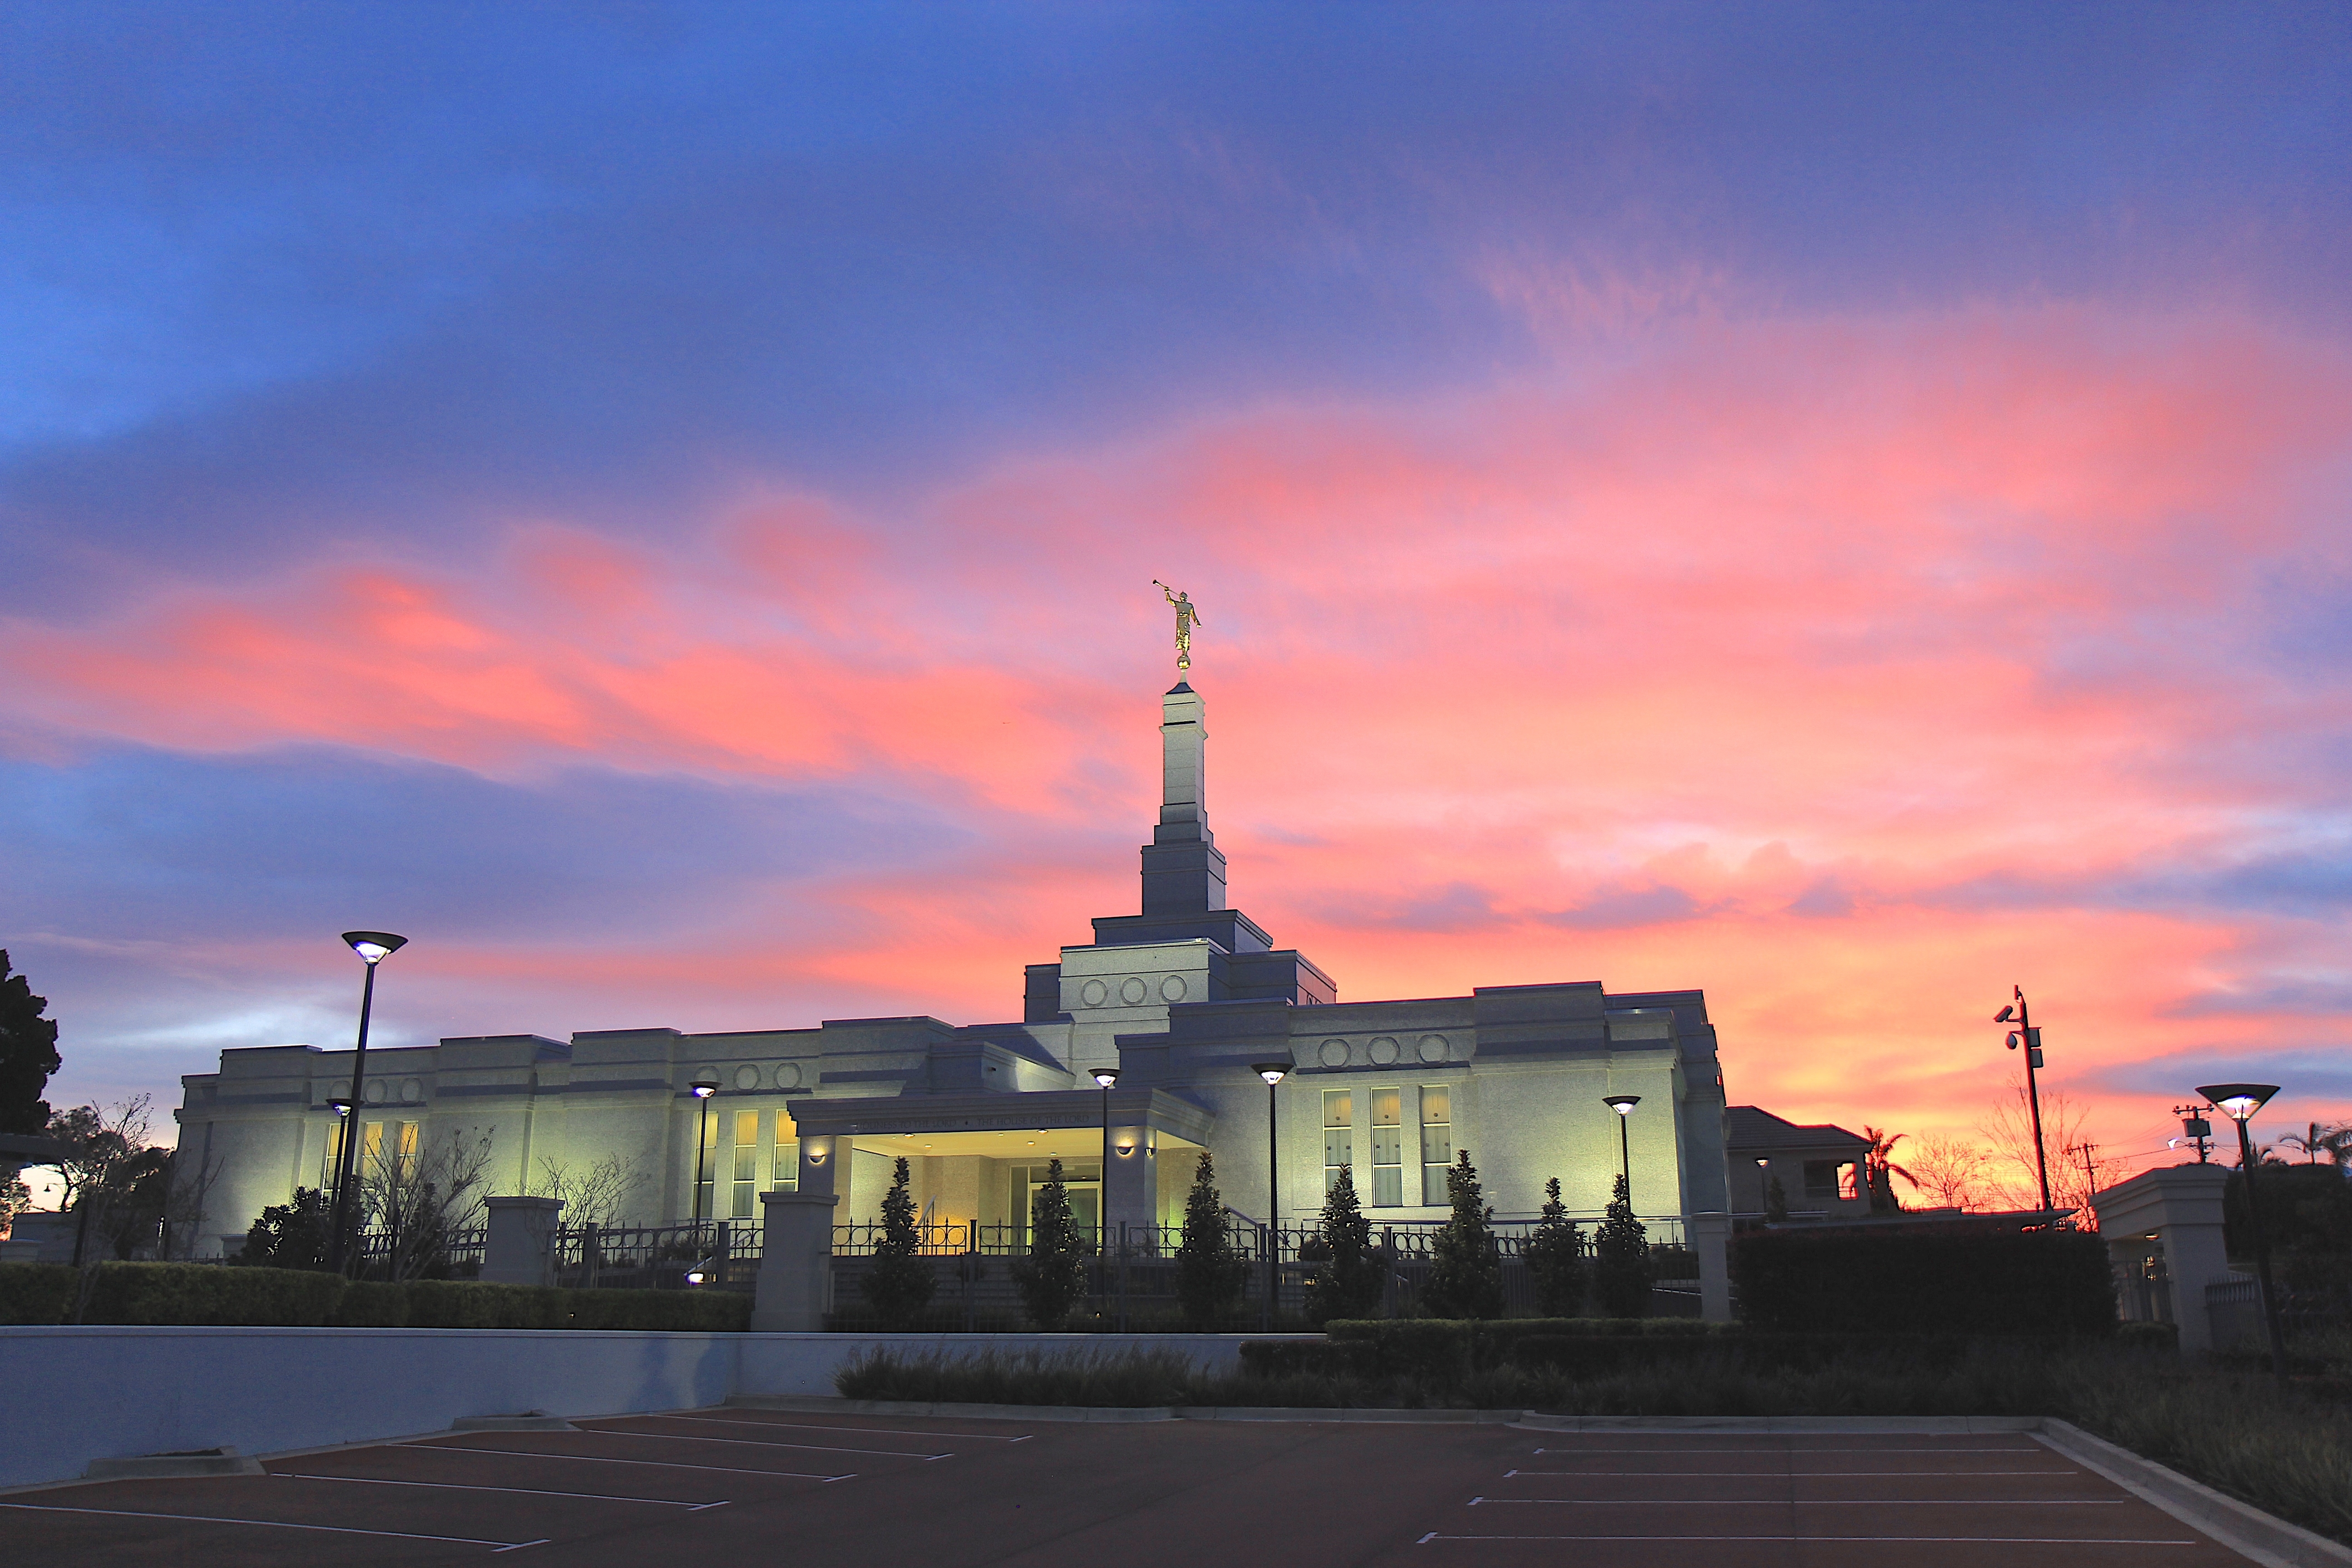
[3,1412,2254,1566]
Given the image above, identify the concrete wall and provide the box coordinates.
[0,1327,1301,1490]
[0,1326,738,1490]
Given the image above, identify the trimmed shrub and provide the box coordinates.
[0,1261,77,1323]
[1422,1152,1503,1319]
[333,1280,412,1326]
[862,1156,936,1328]
[1238,1339,1382,1377]
[559,1287,751,1332]
[1734,1227,2116,1336]
[85,1262,344,1326]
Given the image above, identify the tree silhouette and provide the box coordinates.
[0,952,62,1136]
[1304,1164,1381,1324]
[1175,1151,1247,1327]
[1524,1176,1588,1317]
[1012,1157,1088,1329]
[862,1156,936,1327]
[1423,1150,1502,1319]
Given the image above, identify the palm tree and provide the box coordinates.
[1860,1126,1916,1215]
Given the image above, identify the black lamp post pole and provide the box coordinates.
[1264,1075,1278,1333]
[1617,1112,1632,1197]
[1101,1083,1113,1253]
[693,1096,713,1224]
[327,959,381,1274]
[2230,1113,2291,1380]
[2017,990,2053,1213]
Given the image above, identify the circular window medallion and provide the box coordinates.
[734,1064,761,1091]
[363,1079,387,1105]
[1118,976,1150,1006]
[1417,1034,1449,1064]
[1160,974,1189,1003]
[1318,1039,1350,1068]
[1080,978,1110,1008]
[399,1078,423,1104]
[777,1061,804,1089]
[1367,1035,1400,1065]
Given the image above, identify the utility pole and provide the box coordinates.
[1994,987,2053,1213]
[2076,1142,2098,1230]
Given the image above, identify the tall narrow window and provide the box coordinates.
[731,1109,760,1220]
[697,1104,719,1220]
[1419,1086,1452,1205]
[361,1121,385,1177]
[395,1121,419,1173]
[774,1107,799,1195]
[1369,1088,1403,1207]
[1322,1089,1352,1194]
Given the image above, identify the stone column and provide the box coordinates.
[1687,1212,1734,1323]
[754,1190,841,1333]
[1103,1124,1157,1249]
[2093,1164,2232,1353]
[480,1196,563,1287]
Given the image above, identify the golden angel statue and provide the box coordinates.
[1152,581,1202,670]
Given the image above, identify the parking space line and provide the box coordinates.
[1469,1497,2125,1506]
[411,1442,850,1481]
[0,1500,546,1552]
[575,1425,947,1459]
[1530,1446,2042,1455]
[1417,1534,2197,1546]
[277,1472,728,1508]
[1503,1470,2081,1477]
[655,1415,1032,1442]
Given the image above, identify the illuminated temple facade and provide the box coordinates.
[176,681,1734,1252]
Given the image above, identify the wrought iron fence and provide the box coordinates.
[347,1225,485,1280]
[829,1214,1690,1261]
[551,1220,760,1291]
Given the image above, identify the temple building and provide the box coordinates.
[175,680,1734,1252]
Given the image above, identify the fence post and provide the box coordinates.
[480,1196,563,1288]
[1688,1211,1733,1323]
[753,1189,842,1333]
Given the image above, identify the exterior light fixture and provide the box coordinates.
[1093,1068,1121,1250]
[1995,987,2053,1212]
[2197,1082,2288,1377]
[1250,1062,1293,1331]
[689,1076,721,1226]
[328,930,407,1275]
[1602,1095,1640,1201]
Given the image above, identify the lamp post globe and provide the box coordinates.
[327,931,407,1275]
[2197,1082,2289,1378]
[689,1076,721,1225]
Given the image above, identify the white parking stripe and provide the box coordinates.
[1418,1534,2196,1546]
[576,1424,946,1459]
[1531,1446,2042,1454]
[654,1415,1030,1442]
[278,1472,726,1508]
[1504,1469,2082,1477]
[1470,1497,2124,1506]
[0,1500,545,1551]
[410,1442,849,1481]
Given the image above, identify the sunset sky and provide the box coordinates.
[5,5,2348,1190]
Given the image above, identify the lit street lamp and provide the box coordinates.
[690,1076,721,1225]
[1092,1068,1120,1254]
[1253,1061,1291,1332]
[328,931,407,1274]
[1603,1095,1641,1202]
[2197,1082,2289,1380]
[1993,988,2053,1213]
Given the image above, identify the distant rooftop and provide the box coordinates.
[1726,1105,1870,1153]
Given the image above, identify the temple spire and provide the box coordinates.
[1141,681,1228,915]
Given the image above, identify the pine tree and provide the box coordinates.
[1524,1176,1588,1318]
[1304,1164,1382,1325]
[1592,1172,1654,1318]
[1423,1149,1503,1319]
[1175,1150,1247,1327]
[1764,1173,1789,1223]
[0,951,62,1136]
[861,1156,936,1328]
[1011,1156,1089,1329]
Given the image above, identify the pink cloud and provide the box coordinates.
[10,302,2350,1161]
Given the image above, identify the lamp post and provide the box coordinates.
[1253,1061,1291,1332]
[1092,1068,1120,1255]
[689,1076,720,1226]
[1603,1095,1641,1203]
[2198,1082,2290,1380]
[327,931,407,1274]
[1993,988,2053,1214]
[323,1097,353,1250]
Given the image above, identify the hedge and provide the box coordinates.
[0,1263,753,1331]
[1733,1228,2116,1337]
[1321,1316,1723,1377]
